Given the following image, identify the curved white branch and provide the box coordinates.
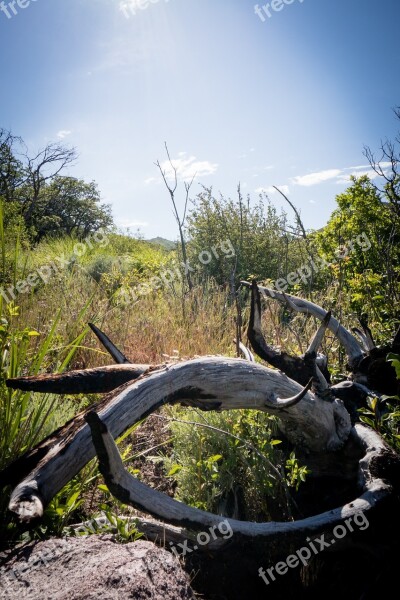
[8,358,350,522]
[86,413,394,541]
[241,281,364,369]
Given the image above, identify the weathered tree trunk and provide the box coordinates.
[6,357,350,522]
[2,284,400,599]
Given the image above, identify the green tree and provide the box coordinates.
[0,127,113,241]
[314,176,400,320]
[0,128,25,202]
[27,176,113,240]
[186,185,306,287]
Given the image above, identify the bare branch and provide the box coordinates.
[275,378,313,407]
[273,186,307,240]
[305,311,331,356]
[6,364,150,394]
[234,340,255,362]
[155,143,193,290]
[89,323,131,364]
[246,280,331,386]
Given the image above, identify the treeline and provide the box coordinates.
[0,128,113,242]
[184,176,400,324]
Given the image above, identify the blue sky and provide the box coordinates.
[1,0,399,239]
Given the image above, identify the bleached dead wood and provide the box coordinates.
[7,357,350,522]
[85,411,394,540]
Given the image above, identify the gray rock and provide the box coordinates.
[0,536,196,599]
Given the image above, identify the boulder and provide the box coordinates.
[0,536,196,599]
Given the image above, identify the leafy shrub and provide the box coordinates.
[163,407,308,521]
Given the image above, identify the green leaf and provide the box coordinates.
[168,464,182,476]
[387,354,400,380]
[208,454,223,463]
[67,491,81,507]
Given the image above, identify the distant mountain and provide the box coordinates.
[148,237,176,251]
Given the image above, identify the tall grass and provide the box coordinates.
[0,203,94,472]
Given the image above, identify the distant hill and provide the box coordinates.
[148,237,176,251]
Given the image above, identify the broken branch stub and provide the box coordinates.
[6,364,151,394]
[88,323,131,364]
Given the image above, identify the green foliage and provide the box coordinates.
[30,448,143,543]
[0,303,93,542]
[285,451,311,491]
[314,176,394,268]
[0,198,29,283]
[1,152,400,548]
[0,128,114,242]
[359,397,400,454]
[163,408,304,521]
[0,204,100,543]
[0,204,91,471]
[0,128,25,201]
[358,353,400,454]
[388,353,400,380]
[186,186,307,285]
[79,510,143,543]
[0,304,91,470]
[313,176,400,323]
[0,228,171,309]
[24,176,113,241]
[30,475,90,540]
[101,237,174,299]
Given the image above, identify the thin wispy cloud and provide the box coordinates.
[160,155,218,182]
[292,169,341,187]
[256,162,392,199]
[57,130,72,140]
[255,185,290,196]
[119,1,132,13]
[291,163,393,187]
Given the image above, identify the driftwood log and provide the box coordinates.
[2,282,400,598]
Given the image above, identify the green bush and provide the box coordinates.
[163,407,308,521]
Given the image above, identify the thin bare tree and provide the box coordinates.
[155,143,194,291]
